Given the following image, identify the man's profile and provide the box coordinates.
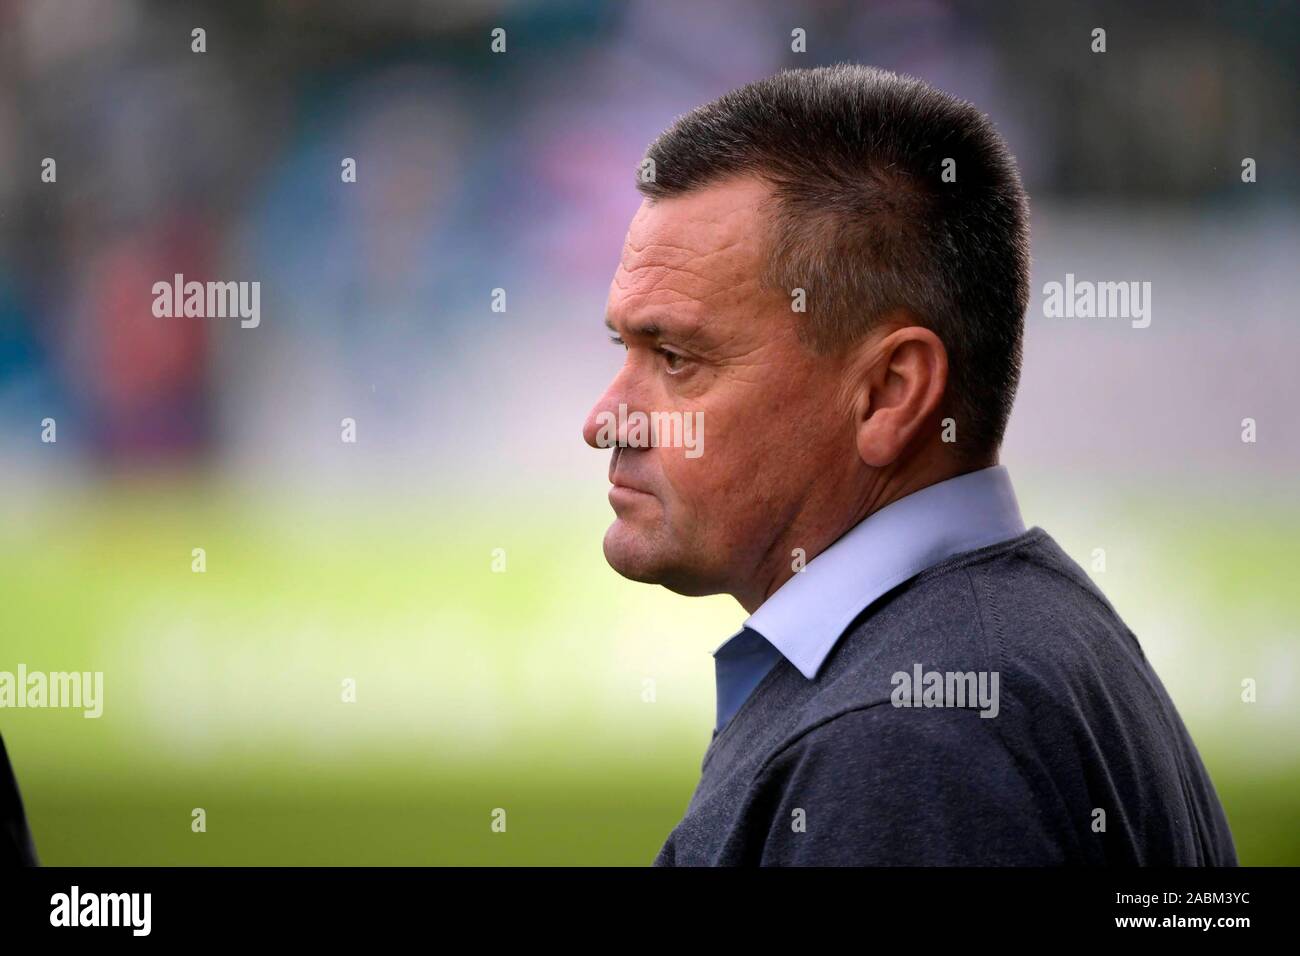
[582,64,1237,866]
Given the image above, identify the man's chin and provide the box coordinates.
[601,522,670,584]
[601,523,719,597]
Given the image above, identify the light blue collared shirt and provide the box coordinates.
[711,465,1026,735]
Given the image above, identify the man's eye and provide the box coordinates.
[609,334,626,349]
[659,348,687,373]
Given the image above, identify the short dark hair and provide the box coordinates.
[638,64,1030,460]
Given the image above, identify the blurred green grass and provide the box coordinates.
[2,477,1296,864]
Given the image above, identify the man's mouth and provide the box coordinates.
[609,475,655,496]
[608,449,655,497]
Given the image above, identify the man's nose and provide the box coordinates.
[582,366,633,449]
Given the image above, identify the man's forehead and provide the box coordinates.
[609,177,772,328]
[623,177,770,264]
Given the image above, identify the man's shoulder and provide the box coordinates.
[776,527,1151,751]
[710,529,1236,866]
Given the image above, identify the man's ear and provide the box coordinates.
[849,324,949,468]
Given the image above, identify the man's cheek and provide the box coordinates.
[673,460,747,533]
[657,458,712,525]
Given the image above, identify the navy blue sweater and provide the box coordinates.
[654,528,1237,865]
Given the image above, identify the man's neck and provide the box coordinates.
[734,450,995,614]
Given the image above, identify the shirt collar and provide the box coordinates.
[712,465,1025,680]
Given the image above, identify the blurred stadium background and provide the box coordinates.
[0,0,1296,864]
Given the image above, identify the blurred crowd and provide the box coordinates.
[0,0,1293,468]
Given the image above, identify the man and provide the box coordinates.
[1,734,38,865]
[582,65,1237,865]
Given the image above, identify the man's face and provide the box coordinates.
[583,176,860,599]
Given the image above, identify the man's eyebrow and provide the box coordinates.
[604,316,662,339]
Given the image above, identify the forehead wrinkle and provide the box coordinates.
[608,264,768,352]
[611,244,757,330]
[608,289,708,343]
[611,264,718,313]
[622,234,754,287]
